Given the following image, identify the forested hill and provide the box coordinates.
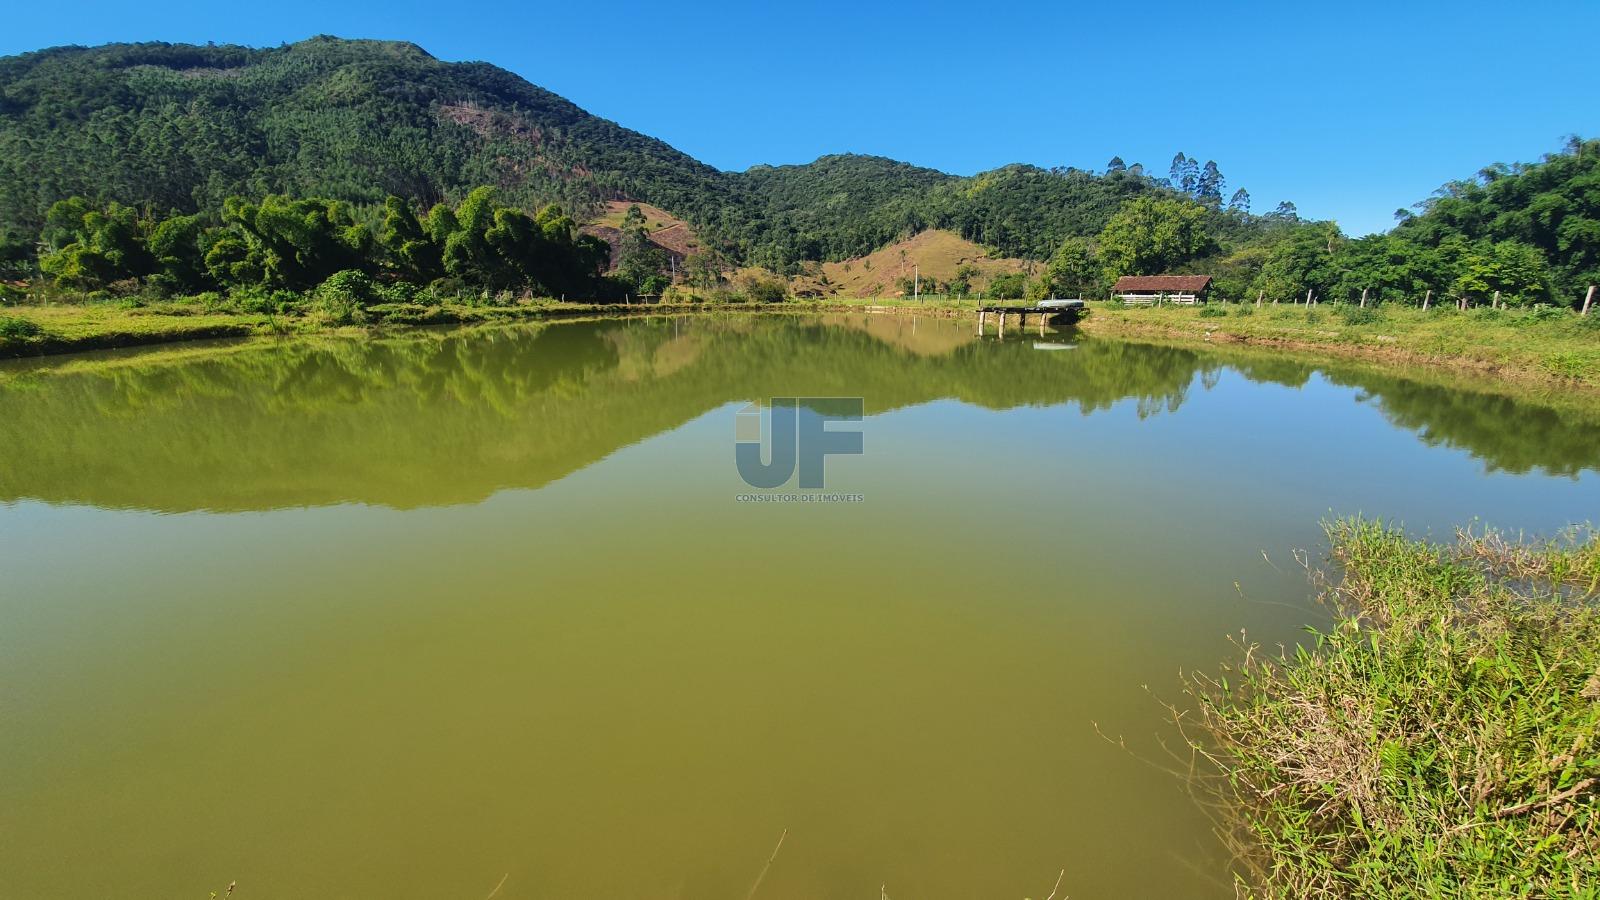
[0,37,747,238]
[0,37,1278,271]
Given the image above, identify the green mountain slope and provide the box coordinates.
[0,37,745,235]
[0,37,1278,272]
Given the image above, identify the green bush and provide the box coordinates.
[313,270,379,325]
[0,315,44,340]
[1339,304,1384,326]
[1199,306,1228,318]
[1233,305,1255,317]
[375,281,420,305]
[739,274,789,304]
[986,272,1028,299]
[227,286,300,315]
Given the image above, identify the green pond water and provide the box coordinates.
[1,313,1597,899]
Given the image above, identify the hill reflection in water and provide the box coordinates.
[1,313,1597,512]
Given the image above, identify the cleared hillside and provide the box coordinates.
[580,201,703,271]
[799,230,1033,297]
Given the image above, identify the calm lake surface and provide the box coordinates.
[2,313,1597,899]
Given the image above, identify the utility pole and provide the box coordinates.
[913,265,920,302]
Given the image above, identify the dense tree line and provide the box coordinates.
[1019,139,1599,308]
[1390,136,1600,302]
[28,188,612,301]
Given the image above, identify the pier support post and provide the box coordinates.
[978,310,986,336]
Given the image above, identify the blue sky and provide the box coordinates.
[5,1,1596,236]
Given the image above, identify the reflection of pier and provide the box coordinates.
[977,304,1081,337]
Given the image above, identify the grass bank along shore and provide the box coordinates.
[6,295,1600,396]
[1075,302,1600,393]
[0,296,709,358]
[0,293,979,359]
[1190,519,1599,897]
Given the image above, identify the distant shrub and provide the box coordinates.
[1339,305,1384,326]
[1199,306,1228,318]
[0,283,27,305]
[232,286,301,315]
[313,270,378,324]
[316,270,378,304]
[1105,297,1126,309]
[1233,305,1255,317]
[739,274,789,304]
[1521,304,1567,323]
[986,273,1027,299]
[0,315,44,340]
[1472,306,1507,323]
[375,281,420,305]
[1304,310,1324,324]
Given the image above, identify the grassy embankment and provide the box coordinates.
[0,293,989,359]
[7,295,1600,398]
[1189,519,1599,897]
[0,297,678,357]
[1075,302,1600,391]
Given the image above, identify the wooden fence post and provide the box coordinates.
[1305,288,1313,306]
[1360,288,1368,308]
[1493,290,1501,309]
[1583,285,1596,316]
[1256,289,1263,308]
[1423,289,1431,311]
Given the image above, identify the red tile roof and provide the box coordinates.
[1112,275,1213,292]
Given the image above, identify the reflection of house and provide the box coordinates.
[1113,275,1212,305]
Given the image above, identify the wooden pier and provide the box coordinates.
[977,305,1080,337]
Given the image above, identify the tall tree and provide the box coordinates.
[1196,161,1225,206]
[1097,197,1213,277]
[1042,237,1101,297]
[1228,188,1252,215]
[1169,153,1200,195]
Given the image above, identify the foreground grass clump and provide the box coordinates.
[1189,519,1600,897]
